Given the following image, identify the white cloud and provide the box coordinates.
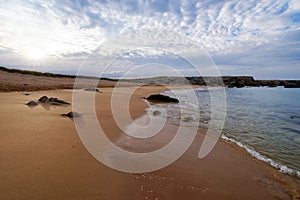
[0,0,299,78]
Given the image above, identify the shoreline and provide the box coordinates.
[0,86,299,199]
[221,134,300,178]
[161,87,300,179]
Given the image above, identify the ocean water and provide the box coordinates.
[162,87,300,177]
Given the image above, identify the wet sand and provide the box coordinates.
[0,86,299,200]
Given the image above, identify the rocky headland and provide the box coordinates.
[121,76,300,88]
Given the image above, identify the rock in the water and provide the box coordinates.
[84,88,101,92]
[26,101,38,107]
[147,94,179,103]
[152,110,161,116]
[38,96,49,103]
[61,111,81,118]
[290,116,300,119]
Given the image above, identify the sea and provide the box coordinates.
[159,86,300,177]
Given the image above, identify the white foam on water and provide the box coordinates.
[221,134,300,178]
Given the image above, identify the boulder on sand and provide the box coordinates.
[84,88,101,92]
[38,96,70,105]
[26,101,38,107]
[48,97,70,105]
[38,96,49,103]
[146,94,179,103]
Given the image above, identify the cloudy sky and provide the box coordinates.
[0,0,299,79]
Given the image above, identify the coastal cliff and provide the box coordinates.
[1,66,299,90]
[123,76,300,88]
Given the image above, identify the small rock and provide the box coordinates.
[26,101,38,107]
[24,93,30,96]
[38,96,49,103]
[152,110,161,116]
[48,97,70,105]
[84,88,101,92]
[61,112,81,118]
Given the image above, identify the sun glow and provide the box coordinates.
[24,47,47,61]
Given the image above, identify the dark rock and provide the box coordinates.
[38,96,49,103]
[236,83,245,88]
[284,82,300,88]
[147,94,179,103]
[48,97,70,105]
[84,88,101,92]
[26,101,38,107]
[61,112,81,118]
[152,110,161,116]
[38,96,70,105]
[24,93,30,96]
[290,116,300,119]
[117,76,299,88]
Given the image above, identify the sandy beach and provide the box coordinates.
[0,80,299,200]
[1,0,299,199]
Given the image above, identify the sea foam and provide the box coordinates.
[221,134,300,178]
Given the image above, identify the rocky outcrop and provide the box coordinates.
[26,96,70,108]
[258,80,284,87]
[122,76,300,88]
[187,76,260,87]
[222,76,259,87]
[284,81,300,88]
[146,94,179,103]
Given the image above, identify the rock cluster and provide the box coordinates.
[25,95,81,118]
[38,96,70,105]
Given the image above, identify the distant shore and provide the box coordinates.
[1,66,300,92]
[0,67,299,199]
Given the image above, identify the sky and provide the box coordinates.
[0,0,299,79]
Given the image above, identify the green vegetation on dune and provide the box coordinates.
[0,66,117,81]
[0,66,76,78]
[1,66,299,88]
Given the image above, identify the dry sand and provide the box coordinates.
[0,84,299,200]
[0,70,118,92]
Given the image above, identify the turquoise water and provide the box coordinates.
[163,87,300,176]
